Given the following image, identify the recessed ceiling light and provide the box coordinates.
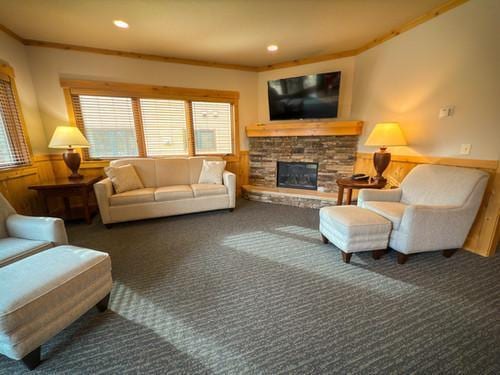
[113,20,129,29]
[267,44,279,52]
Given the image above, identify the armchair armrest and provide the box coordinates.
[398,204,472,251]
[6,214,68,245]
[223,170,236,208]
[357,188,402,207]
[94,178,113,224]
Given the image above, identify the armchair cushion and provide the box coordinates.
[0,238,52,267]
[357,188,402,207]
[6,214,68,245]
[363,201,407,230]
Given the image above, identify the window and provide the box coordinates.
[65,80,238,160]
[0,72,31,169]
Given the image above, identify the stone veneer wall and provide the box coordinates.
[249,135,358,193]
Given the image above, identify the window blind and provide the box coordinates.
[0,79,30,169]
[75,95,139,158]
[191,101,233,155]
[139,98,188,156]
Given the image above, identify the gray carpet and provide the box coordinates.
[1,199,499,374]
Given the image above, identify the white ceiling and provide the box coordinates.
[0,0,447,67]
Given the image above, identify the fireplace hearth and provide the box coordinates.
[277,161,318,190]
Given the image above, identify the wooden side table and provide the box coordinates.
[336,177,386,205]
[29,176,102,224]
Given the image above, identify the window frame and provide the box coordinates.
[0,64,33,171]
[61,79,240,162]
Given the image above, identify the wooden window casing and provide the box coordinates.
[62,79,240,161]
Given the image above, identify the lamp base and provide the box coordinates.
[63,149,83,180]
[373,148,391,183]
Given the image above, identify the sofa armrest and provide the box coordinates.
[223,170,236,208]
[6,214,68,245]
[94,178,113,224]
[357,188,402,207]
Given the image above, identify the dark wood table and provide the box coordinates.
[336,177,386,205]
[29,176,102,224]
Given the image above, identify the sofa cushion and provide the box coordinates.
[109,188,155,206]
[110,159,157,188]
[105,164,144,193]
[363,201,407,230]
[155,185,194,201]
[0,238,52,267]
[188,156,223,184]
[191,184,227,198]
[155,159,191,187]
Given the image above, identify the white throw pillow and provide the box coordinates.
[198,160,226,184]
[105,164,144,193]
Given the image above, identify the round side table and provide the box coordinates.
[336,177,386,205]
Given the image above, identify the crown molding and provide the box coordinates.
[0,0,469,73]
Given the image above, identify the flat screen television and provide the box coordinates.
[267,71,341,121]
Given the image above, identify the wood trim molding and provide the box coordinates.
[356,152,498,170]
[60,78,240,102]
[246,121,363,138]
[0,64,15,80]
[0,0,470,73]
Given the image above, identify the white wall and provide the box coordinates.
[352,0,500,160]
[257,57,355,122]
[26,47,258,151]
[0,33,47,154]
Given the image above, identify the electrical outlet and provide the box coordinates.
[439,106,454,119]
[460,144,471,155]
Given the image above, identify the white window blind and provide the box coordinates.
[191,101,233,155]
[139,99,188,156]
[0,79,30,169]
[77,95,139,158]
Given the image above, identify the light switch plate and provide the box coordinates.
[460,144,471,155]
[439,106,454,119]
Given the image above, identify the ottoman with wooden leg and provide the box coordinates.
[0,245,112,370]
[319,206,391,263]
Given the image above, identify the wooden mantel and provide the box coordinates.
[246,121,363,138]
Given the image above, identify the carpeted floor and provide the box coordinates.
[2,199,499,374]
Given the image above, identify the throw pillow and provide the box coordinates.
[105,164,144,193]
[198,160,226,184]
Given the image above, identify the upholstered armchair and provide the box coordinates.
[357,164,488,263]
[0,193,68,267]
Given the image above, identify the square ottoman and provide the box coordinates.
[319,205,391,263]
[0,245,112,369]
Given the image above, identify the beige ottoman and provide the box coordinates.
[319,206,391,263]
[0,245,112,369]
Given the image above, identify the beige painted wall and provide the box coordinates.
[0,33,47,154]
[257,57,355,123]
[352,0,500,160]
[25,47,258,151]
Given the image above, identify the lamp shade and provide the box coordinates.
[364,122,407,147]
[49,126,89,149]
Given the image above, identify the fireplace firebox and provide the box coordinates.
[277,162,318,190]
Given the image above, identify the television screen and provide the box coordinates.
[267,71,341,121]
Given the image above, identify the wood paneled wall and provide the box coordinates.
[354,153,499,257]
[3,151,497,258]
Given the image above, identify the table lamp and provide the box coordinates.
[49,126,90,179]
[364,122,407,183]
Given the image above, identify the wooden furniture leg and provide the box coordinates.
[397,253,409,264]
[21,346,41,370]
[320,233,329,244]
[63,197,72,219]
[442,249,458,258]
[341,252,352,263]
[96,293,110,312]
[81,187,91,225]
[336,186,344,206]
[346,188,353,205]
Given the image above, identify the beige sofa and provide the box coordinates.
[94,156,236,226]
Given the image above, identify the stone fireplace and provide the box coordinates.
[244,134,358,208]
